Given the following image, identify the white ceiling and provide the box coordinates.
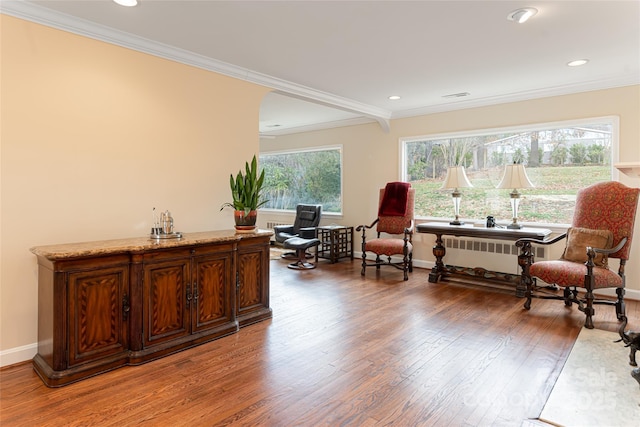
[3,0,639,136]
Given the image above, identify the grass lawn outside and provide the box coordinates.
[410,165,610,225]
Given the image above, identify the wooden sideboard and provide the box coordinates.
[30,230,272,387]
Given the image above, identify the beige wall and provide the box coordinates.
[260,85,640,290]
[2,14,639,365]
[0,16,270,361]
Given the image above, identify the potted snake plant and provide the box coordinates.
[220,155,268,232]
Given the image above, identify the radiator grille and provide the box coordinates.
[266,221,288,230]
[444,237,546,259]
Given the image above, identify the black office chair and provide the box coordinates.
[274,204,322,259]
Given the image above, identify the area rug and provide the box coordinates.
[269,246,287,260]
[539,328,640,426]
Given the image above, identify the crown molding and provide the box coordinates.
[0,0,392,131]
[392,76,640,120]
[3,1,636,136]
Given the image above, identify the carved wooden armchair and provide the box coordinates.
[516,181,639,329]
[357,183,415,281]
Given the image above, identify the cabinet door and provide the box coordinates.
[237,237,271,326]
[143,258,190,347]
[68,265,129,367]
[191,252,234,333]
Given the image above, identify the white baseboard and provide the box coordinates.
[0,343,37,367]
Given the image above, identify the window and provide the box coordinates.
[260,146,342,213]
[401,117,616,225]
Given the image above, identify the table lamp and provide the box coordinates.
[441,166,473,225]
[497,163,534,229]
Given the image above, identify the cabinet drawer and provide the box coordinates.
[142,247,193,263]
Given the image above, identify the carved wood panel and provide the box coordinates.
[68,266,129,366]
[192,254,233,333]
[236,238,271,326]
[143,259,189,346]
[238,251,262,312]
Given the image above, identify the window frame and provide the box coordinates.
[259,144,344,215]
[399,115,620,227]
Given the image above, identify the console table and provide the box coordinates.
[316,225,354,263]
[30,230,272,387]
[417,222,552,296]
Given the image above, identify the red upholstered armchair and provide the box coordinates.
[357,183,415,281]
[516,181,639,329]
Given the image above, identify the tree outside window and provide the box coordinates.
[260,147,342,213]
[402,119,613,225]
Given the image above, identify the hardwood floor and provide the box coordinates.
[2,258,638,426]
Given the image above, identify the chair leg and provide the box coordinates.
[375,255,381,270]
[616,287,626,321]
[584,289,595,329]
[360,228,367,276]
[402,251,409,281]
[563,286,573,306]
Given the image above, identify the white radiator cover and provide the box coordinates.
[441,236,548,276]
[266,221,288,230]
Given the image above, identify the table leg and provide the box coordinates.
[330,229,337,263]
[517,241,533,299]
[429,233,446,283]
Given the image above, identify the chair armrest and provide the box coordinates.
[356,219,379,233]
[403,220,414,244]
[404,220,415,235]
[591,236,627,256]
[298,227,317,239]
[273,225,294,234]
[584,237,628,269]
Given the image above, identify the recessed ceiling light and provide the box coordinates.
[114,0,138,7]
[388,95,401,100]
[567,59,589,67]
[507,7,538,23]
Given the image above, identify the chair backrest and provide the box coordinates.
[572,181,639,260]
[293,204,322,233]
[377,188,415,235]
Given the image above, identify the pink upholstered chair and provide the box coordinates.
[357,183,415,281]
[517,181,639,328]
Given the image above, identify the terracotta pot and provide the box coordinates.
[234,210,257,233]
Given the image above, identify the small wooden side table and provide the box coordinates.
[316,225,354,263]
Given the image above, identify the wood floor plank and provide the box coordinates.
[2,258,638,426]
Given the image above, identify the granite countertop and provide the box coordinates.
[30,229,273,260]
